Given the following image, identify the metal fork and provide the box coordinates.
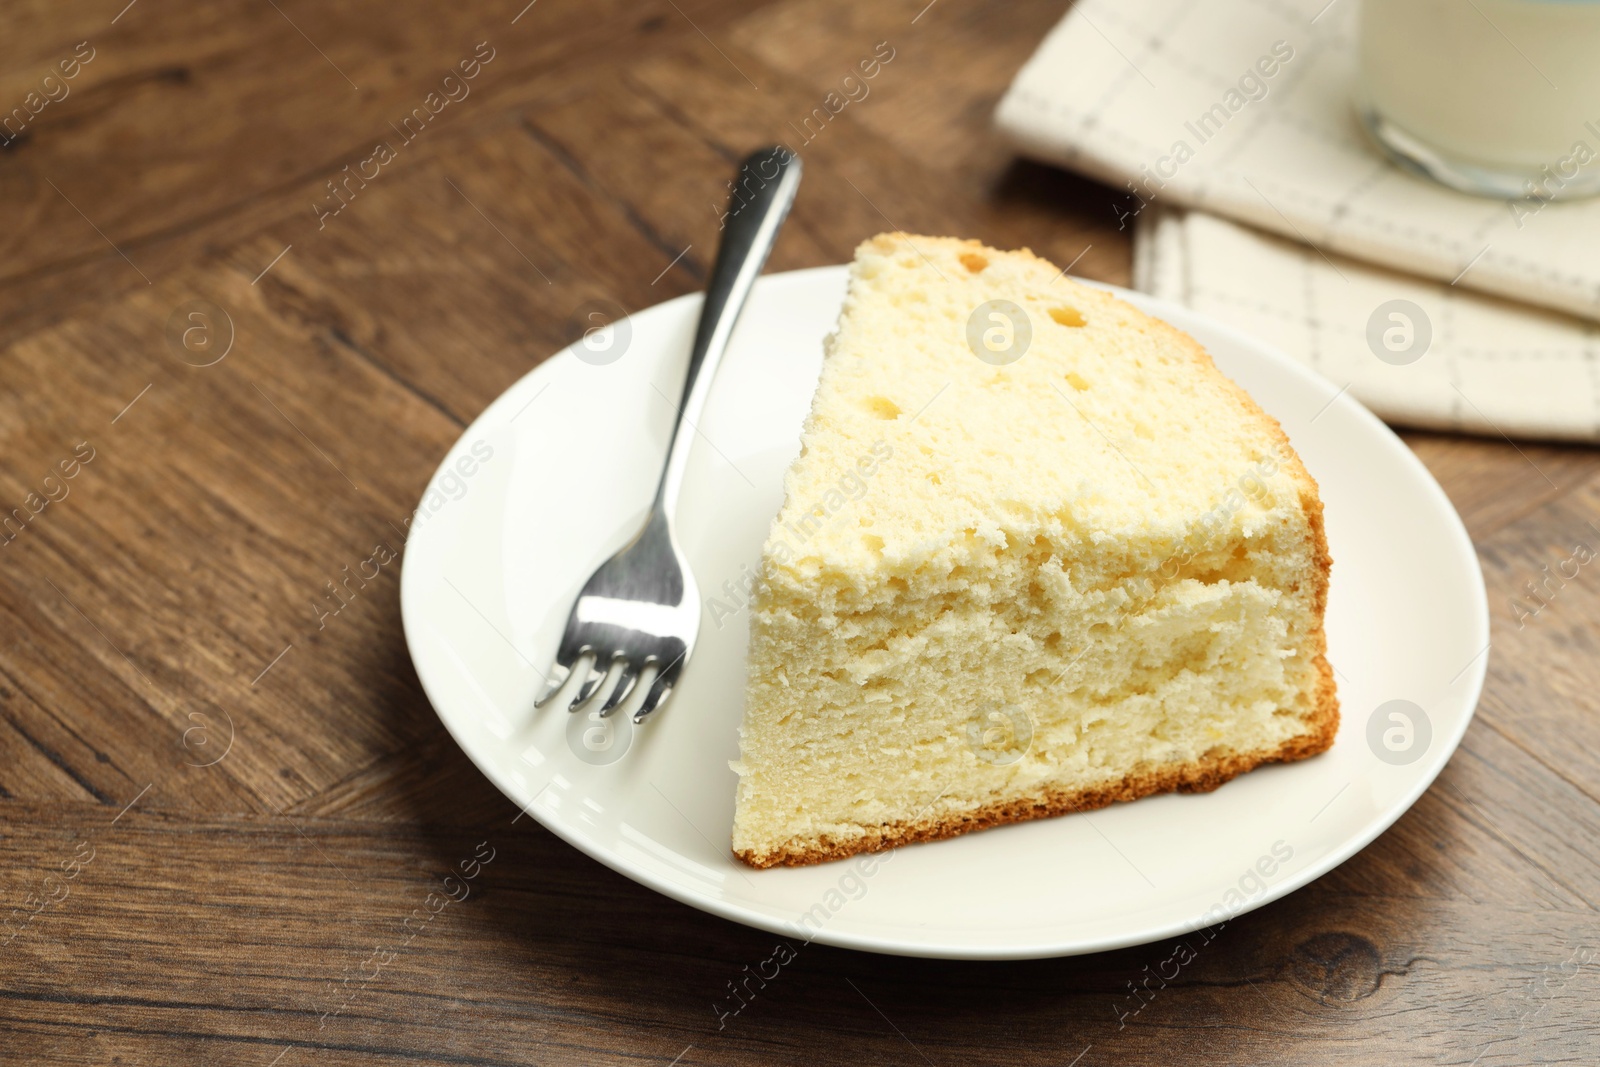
[533,146,802,723]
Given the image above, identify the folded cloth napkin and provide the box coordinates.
[1135,207,1600,442]
[995,0,1600,323]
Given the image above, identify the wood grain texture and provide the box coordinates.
[2,0,1597,1064]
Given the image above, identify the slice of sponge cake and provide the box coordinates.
[731,233,1336,869]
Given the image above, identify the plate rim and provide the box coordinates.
[399,265,1490,960]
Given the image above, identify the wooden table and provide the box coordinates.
[3,2,1595,1063]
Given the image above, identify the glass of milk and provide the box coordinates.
[1359,0,1600,200]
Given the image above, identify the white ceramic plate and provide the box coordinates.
[399,266,1488,960]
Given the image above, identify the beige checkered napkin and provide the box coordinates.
[1135,207,1600,443]
[995,0,1600,323]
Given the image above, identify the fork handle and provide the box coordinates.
[653,146,802,515]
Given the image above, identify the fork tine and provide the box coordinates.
[569,653,610,711]
[632,668,677,724]
[599,660,641,717]
[532,660,570,708]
